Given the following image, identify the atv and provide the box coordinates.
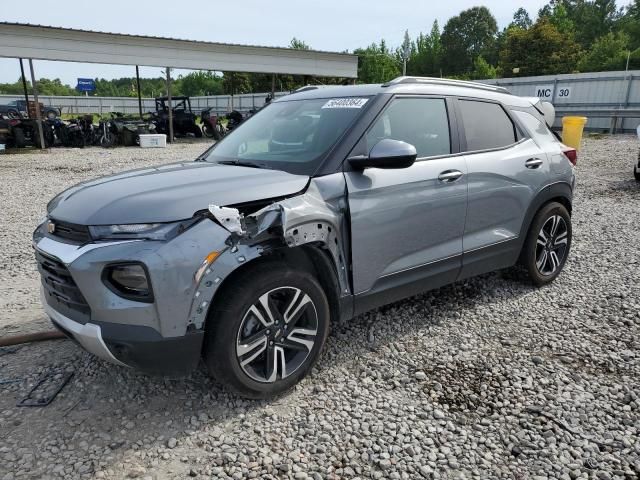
[150,96,202,138]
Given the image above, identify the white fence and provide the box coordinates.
[0,91,290,116]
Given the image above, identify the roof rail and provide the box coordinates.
[293,85,320,93]
[382,76,510,94]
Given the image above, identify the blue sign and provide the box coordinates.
[76,78,96,92]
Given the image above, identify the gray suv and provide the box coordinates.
[34,77,576,398]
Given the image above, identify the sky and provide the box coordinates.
[0,0,551,84]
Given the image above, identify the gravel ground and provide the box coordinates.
[1,137,639,480]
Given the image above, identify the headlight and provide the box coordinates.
[89,218,199,241]
[103,263,153,302]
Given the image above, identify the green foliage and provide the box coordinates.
[441,7,498,75]
[619,0,640,50]
[177,71,223,96]
[578,32,630,71]
[470,56,498,79]
[499,19,581,76]
[289,37,311,50]
[406,21,442,77]
[354,40,401,84]
[510,8,533,29]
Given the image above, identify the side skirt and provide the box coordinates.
[353,255,461,316]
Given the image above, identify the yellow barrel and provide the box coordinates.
[561,116,588,150]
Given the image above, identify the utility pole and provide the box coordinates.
[18,59,30,118]
[28,59,46,150]
[402,29,410,77]
[165,67,173,144]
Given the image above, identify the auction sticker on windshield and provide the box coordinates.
[322,98,369,109]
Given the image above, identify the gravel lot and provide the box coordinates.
[1,137,639,480]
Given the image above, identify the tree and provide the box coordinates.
[499,18,581,76]
[619,0,640,50]
[406,21,442,77]
[578,32,630,71]
[289,37,311,50]
[539,1,575,34]
[510,8,533,29]
[222,72,252,95]
[354,40,401,84]
[177,71,223,96]
[441,7,498,75]
[539,0,620,48]
[470,56,497,79]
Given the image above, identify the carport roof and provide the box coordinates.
[0,22,358,78]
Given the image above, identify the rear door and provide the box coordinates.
[345,96,468,300]
[456,98,549,277]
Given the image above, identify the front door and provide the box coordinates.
[344,96,468,304]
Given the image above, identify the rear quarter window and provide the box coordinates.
[512,110,559,148]
[459,100,517,151]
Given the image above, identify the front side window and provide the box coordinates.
[459,100,517,151]
[365,97,451,159]
[204,97,369,175]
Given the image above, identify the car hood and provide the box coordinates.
[47,161,309,225]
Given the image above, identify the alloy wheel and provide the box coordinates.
[535,215,569,276]
[236,287,318,383]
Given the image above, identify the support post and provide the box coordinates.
[271,73,276,98]
[28,59,46,150]
[136,65,143,119]
[18,59,30,118]
[166,67,173,144]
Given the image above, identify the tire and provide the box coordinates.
[634,165,640,182]
[203,262,330,398]
[213,124,224,141]
[191,124,203,138]
[12,127,26,148]
[202,124,214,138]
[521,202,572,287]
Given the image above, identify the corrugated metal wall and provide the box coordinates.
[481,70,640,131]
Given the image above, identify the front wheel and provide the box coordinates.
[203,262,330,398]
[521,202,572,286]
[634,164,640,182]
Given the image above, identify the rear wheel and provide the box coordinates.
[521,202,572,286]
[203,262,330,398]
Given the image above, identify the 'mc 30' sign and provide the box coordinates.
[535,85,571,100]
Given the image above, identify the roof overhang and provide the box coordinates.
[0,22,358,78]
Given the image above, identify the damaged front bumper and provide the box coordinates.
[33,218,230,375]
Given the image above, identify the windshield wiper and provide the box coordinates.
[216,160,269,169]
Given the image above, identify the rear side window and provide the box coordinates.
[366,97,451,158]
[459,100,517,151]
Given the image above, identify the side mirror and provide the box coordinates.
[348,138,417,170]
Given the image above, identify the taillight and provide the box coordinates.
[562,147,577,166]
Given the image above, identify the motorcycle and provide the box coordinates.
[200,108,225,140]
[224,110,246,134]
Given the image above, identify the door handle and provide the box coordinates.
[438,170,463,183]
[525,158,543,169]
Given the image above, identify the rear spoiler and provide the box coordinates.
[524,97,555,128]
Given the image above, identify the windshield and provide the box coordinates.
[203,97,370,175]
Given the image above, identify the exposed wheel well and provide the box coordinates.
[205,245,341,332]
[546,196,572,215]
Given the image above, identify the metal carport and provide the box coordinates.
[0,22,358,147]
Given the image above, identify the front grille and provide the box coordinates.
[49,219,91,243]
[36,251,91,323]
